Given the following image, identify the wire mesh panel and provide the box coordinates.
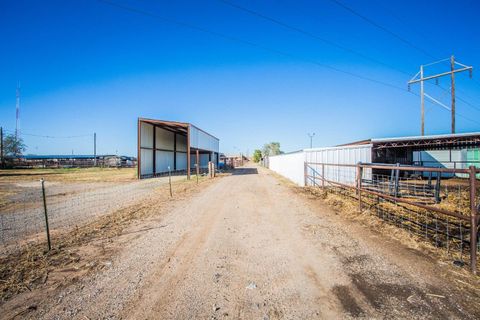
[0,175,182,255]
[305,161,480,272]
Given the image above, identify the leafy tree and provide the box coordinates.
[3,133,26,157]
[262,142,282,157]
[252,149,262,163]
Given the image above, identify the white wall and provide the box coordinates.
[268,144,372,187]
[269,151,306,186]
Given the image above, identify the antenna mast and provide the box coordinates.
[16,82,20,139]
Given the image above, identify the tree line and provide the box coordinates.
[252,142,283,163]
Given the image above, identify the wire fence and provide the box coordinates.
[305,162,480,274]
[0,175,183,256]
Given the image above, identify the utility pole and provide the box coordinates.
[93,132,97,166]
[308,132,315,148]
[408,56,472,135]
[451,56,456,134]
[420,65,424,136]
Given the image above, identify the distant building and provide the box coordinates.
[7,154,136,168]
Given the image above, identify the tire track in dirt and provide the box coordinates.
[9,165,479,319]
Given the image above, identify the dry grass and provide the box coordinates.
[300,185,480,275]
[0,167,137,183]
[0,173,221,303]
[0,167,138,212]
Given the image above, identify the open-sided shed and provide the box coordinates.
[137,118,219,179]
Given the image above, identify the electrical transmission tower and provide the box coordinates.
[408,56,473,135]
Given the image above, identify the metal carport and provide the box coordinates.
[137,118,219,179]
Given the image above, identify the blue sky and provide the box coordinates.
[1,0,480,156]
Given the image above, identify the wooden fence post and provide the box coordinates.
[469,166,478,275]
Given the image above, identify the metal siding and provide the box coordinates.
[140,149,153,175]
[304,145,372,186]
[189,125,219,153]
[200,154,209,168]
[140,123,153,148]
[176,153,187,170]
[155,127,174,150]
[155,151,174,173]
[176,134,187,152]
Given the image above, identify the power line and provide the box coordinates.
[3,128,93,139]
[218,0,411,76]
[359,0,480,111]
[98,1,480,127]
[327,0,436,59]
[434,83,480,113]
[98,0,409,92]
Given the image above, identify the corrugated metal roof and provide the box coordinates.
[371,132,480,143]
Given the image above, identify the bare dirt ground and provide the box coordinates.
[1,164,479,319]
[0,168,185,248]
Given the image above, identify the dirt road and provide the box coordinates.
[8,165,480,319]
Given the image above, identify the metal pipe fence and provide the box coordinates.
[304,161,480,274]
[0,175,182,256]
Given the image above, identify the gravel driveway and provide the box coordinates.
[4,165,480,318]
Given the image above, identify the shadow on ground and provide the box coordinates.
[232,168,258,175]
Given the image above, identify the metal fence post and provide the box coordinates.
[356,163,363,212]
[469,166,478,274]
[435,172,442,203]
[322,164,325,188]
[41,179,52,251]
[394,163,400,198]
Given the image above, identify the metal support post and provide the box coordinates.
[322,164,325,188]
[469,166,477,274]
[356,163,363,212]
[41,179,51,251]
